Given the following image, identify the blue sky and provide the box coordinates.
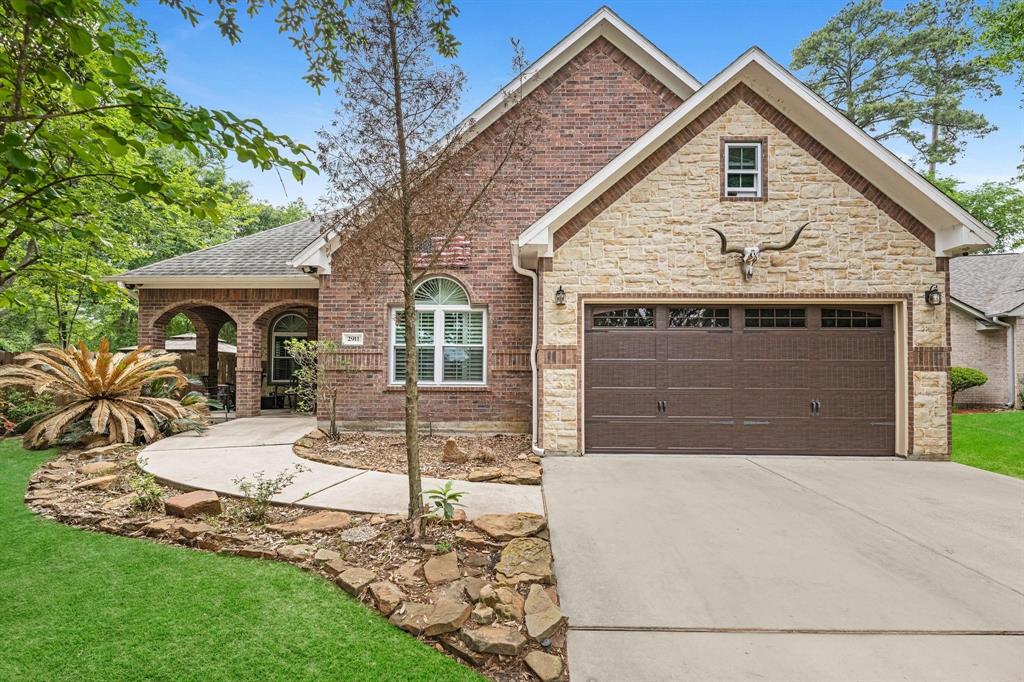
[137,0,1023,207]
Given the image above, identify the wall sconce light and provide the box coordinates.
[554,285,566,306]
[301,266,318,275]
[924,284,942,306]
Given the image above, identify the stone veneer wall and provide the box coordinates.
[539,95,950,458]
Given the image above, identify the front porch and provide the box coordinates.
[136,288,318,417]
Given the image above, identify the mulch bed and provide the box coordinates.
[23,443,566,682]
[296,432,542,485]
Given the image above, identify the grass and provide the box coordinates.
[0,439,480,682]
[952,411,1024,479]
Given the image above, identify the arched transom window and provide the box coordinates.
[270,313,307,383]
[390,277,485,385]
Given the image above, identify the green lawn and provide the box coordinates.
[952,411,1024,479]
[0,440,479,682]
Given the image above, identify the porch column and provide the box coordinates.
[235,319,263,417]
[189,317,211,382]
[137,308,166,349]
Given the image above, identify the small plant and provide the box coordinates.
[951,366,988,399]
[231,464,308,523]
[284,339,346,437]
[129,457,164,510]
[435,540,452,553]
[423,480,466,522]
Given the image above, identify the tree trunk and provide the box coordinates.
[928,117,938,178]
[386,2,424,538]
[329,388,338,439]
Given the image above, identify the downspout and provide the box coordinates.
[510,240,544,455]
[988,316,1016,408]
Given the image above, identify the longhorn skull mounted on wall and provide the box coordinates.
[707,222,810,281]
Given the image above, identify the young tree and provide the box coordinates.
[791,0,917,142]
[0,0,316,301]
[900,0,1002,175]
[315,0,537,535]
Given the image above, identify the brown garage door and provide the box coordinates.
[583,304,895,455]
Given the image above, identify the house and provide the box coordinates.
[111,7,995,460]
[950,254,1024,408]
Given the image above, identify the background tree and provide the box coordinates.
[933,177,1024,251]
[900,0,1002,175]
[976,0,1024,179]
[316,0,538,535]
[791,0,917,141]
[160,0,460,90]
[0,0,316,302]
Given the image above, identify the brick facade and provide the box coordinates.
[539,92,950,458]
[951,307,1021,407]
[316,37,681,431]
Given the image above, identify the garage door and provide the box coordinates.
[583,304,895,455]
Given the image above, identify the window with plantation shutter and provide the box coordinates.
[390,277,486,385]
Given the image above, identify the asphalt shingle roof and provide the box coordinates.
[950,253,1024,316]
[117,218,321,278]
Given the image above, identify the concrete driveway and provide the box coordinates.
[543,456,1024,681]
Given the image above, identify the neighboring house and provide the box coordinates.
[111,8,995,460]
[950,254,1024,408]
[120,333,238,387]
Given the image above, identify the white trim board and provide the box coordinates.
[103,275,320,289]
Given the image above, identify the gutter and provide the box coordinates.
[510,240,544,456]
[988,315,1017,408]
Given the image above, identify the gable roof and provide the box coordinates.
[516,47,997,259]
[110,218,321,288]
[950,253,1024,317]
[289,6,700,273]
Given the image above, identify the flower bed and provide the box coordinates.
[295,431,542,485]
[24,444,566,681]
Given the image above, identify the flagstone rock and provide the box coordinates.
[78,461,118,476]
[496,537,554,584]
[100,493,138,510]
[525,651,563,682]
[367,581,405,615]
[144,517,179,536]
[525,584,556,615]
[73,475,117,491]
[276,544,317,562]
[313,548,341,562]
[390,600,470,637]
[442,438,467,463]
[471,604,495,624]
[164,490,221,518]
[423,551,460,584]
[526,604,564,641]
[394,559,422,583]
[336,567,375,596]
[473,512,546,541]
[235,546,276,560]
[322,558,351,577]
[467,467,502,482]
[459,625,527,656]
[177,521,214,539]
[267,510,351,535]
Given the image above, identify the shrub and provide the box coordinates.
[284,339,346,437]
[129,458,164,510]
[951,367,988,398]
[424,480,466,522]
[231,464,308,523]
[0,340,189,448]
[0,388,55,431]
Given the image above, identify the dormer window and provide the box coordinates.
[722,139,765,200]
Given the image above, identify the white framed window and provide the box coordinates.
[724,142,762,198]
[390,277,486,385]
[270,313,307,383]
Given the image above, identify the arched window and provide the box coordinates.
[270,313,307,383]
[390,277,485,385]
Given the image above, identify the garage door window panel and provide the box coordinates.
[744,308,806,328]
[822,308,883,328]
[592,307,656,328]
[668,307,730,328]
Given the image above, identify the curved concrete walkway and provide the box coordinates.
[139,417,544,519]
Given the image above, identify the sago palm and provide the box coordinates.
[0,339,189,449]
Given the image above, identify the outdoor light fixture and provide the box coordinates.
[924,284,942,306]
[554,285,566,306]
[301,266,318,275]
